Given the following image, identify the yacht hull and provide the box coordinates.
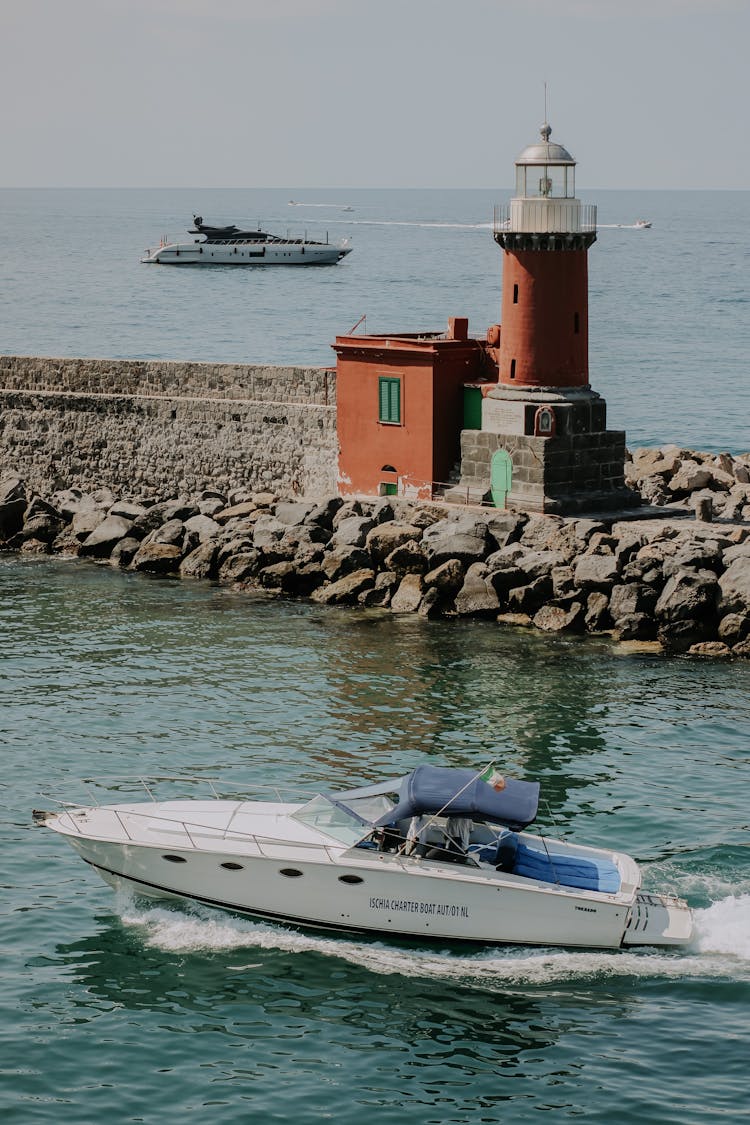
[141,242,350,265]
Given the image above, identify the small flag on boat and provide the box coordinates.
[480,765,506,791]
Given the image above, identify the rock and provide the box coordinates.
[533,602,585,633]
[551,565,576,599]
[70,509,107,540]
[717,612,750,646]
[454,566,501,617]
[506,576,552,614]
[662,538,723,577]
[322,544,370,582]
[51,527,82,556]
[655,568,719,651]
[217,550,261,584]
[148,518,185,547]
[486,512,526,550]
[573,554,620,591]
[330,516,376,548]
[312,568,376,606]
[49,488,94,520]
[20,512,62,544]
[421,516,491,567]
[131,542,182,574]
[258,561,298,591]
[519,515,565,550]
[423,558,465,593]
[718,557,750,614]
[198,497,227,518]
[274,500,318,526]
[19,538,49,554]
[251,491,278,508]
[731,638,750,658]
[384,540,428,574]
[109,500,147,521]
[418,586,443,618]
[179,541,219,579]
[0,476,26,505]
[609,583,657,623]
[687,641,731,658]
[305,497,344,529]
[79,514,135,558]
[110,537,141,569]
[585,591,610,631]
[516,550,567,581]
[183,514,221,542]
[214,500,259,524]
[496,612,533,628]
[613,612,657,641]
[366,522,423,564]
[669,460,714,494]
[390,573,425,613]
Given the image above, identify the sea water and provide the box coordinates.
[1,189,749,1122]
[1,558,749,1123]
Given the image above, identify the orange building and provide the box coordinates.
[333,317,491,500]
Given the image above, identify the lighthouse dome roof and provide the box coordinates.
[516,123,575,165]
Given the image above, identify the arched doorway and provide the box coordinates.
[490,450,513,508]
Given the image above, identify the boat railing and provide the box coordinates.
[41,773,327,809]
[52,801,351,864]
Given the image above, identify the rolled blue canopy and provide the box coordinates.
[375,765,540,832]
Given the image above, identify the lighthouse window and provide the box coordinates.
[378,376,402,425]
[574,312,580,334]
[513,284,519,304]
[510,359,516,380]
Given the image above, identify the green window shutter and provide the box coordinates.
[378,377,401,424]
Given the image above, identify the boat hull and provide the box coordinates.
[141,241,350,265]
[54,829,690,950]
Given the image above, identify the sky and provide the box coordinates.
[0,0,748,189]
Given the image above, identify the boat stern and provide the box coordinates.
[621,891,694,947]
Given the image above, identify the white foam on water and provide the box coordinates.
[117,891,750,987]
[692,893,750,958]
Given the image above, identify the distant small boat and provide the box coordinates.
[634,219,652,229]
[142,216,352,266]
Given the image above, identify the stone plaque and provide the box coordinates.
[482,398,526,435]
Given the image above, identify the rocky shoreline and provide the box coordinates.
[3,444,750,658]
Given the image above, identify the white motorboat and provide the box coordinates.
[35,765,693,950]
[634,218,652,229]
[141,216,352,266]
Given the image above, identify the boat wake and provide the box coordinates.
[117,891,750,987]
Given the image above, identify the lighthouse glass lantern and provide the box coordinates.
[508,123,590,235]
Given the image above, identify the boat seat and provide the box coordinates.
[472,834,621,892]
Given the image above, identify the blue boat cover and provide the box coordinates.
[375,765,540,832]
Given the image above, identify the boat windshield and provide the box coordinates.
[291,795,372,846]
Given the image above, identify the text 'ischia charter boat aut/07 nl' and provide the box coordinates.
[141,215,353,266]
[34,764,694,951]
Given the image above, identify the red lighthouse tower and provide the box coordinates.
[497,123,591,390]
[456,122,637,513]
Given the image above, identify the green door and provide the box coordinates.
[490,450,512,508]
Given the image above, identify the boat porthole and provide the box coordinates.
[279,867,303,878]
[338,874,363,885]
[162,854,187,864]
[220,861,244,871]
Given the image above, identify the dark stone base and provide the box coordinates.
[455,428,639,515]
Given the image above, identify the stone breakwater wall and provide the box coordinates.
[0,356,337,498]
[3,441,750,658]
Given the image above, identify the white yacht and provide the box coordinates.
[141,216,352,266]
[35,764,693,950]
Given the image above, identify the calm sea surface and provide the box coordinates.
[1,190,749,1123]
